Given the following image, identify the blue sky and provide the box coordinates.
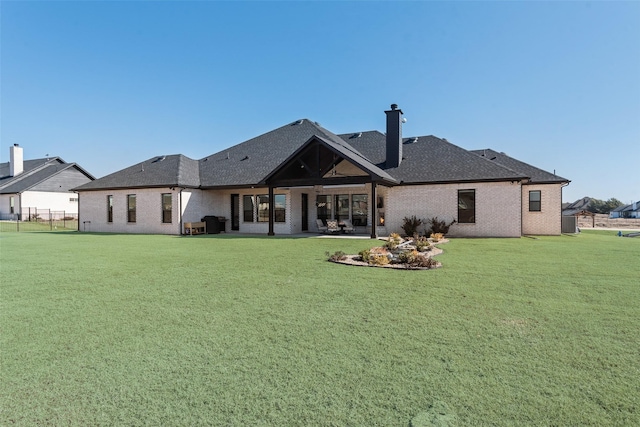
[2,1,639,204]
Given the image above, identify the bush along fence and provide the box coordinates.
[0,209,78,232]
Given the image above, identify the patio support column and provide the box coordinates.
[370,181,377,239]
[268,185,275,236]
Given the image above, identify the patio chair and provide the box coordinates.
[316,219,328,233]
[326,220,340,233]
[341,219,355,233]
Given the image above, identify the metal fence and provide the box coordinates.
[0,209,78,232]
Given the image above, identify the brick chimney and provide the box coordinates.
[10,144,24,177]
[385,104,403,168]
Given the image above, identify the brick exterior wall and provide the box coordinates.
[79,181,564,237]
[195,188,294,235]
[521,183,563,235]
[384,181,523,237]
[79,188,183,234]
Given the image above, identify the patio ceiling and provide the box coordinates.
[262,136,397,188]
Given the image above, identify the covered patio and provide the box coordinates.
[260,134,397,238]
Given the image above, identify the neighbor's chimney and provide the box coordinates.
[385,104,403,168]
[10,144,24,177]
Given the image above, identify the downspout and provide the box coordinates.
[179,188,184,235]
[75,191,80,232]
[520,182,523,237]
[560,182,569,233]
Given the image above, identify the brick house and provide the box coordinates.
[74,105,569,237]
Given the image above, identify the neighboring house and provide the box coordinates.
[562,197,593,216]
[562,197,596,228]
[0,144,95,220]
[610,201,640,219]
[74,105,570,237]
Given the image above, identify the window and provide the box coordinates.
[257,194,286,223]
[458,189,475,223]
[107,195,113,223]
[335,194,349,221]
[243,195,254,222]
[316,195,332,221]
[529,190,541,212]
[257,195,270,222]
[352,194,368,226]
[274,194,286,222]
[9,196,14,214]
[127,194,136,223]
[162,193,172,223]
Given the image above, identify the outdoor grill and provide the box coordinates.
[201,216,227,234]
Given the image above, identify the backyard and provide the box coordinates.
[1,230,638,426]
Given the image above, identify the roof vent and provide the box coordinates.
[241,155,249,161]
[404,137,419,144]
[152,155,166,163]
[351,132,362,139]
[293,119,303,125]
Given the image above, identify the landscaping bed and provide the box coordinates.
[328,233,447,270]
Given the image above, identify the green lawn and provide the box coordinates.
[0,220,78,233]
[1,230,638,426]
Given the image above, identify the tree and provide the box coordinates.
[587,197,624,214]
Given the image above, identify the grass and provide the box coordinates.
[1,230,639,426]
[0,220,78,233]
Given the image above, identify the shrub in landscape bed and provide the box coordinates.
[401,215,423,236]
[369,253,390,266]
[385,233,402,250]
[406,253,438,269]
[397,249,419,264]
[414,236,432,252]
[396,249,438,269]
[425,216,456,235]
[326,250,347,262]
[430,232,444,242]
[368,246,391,265]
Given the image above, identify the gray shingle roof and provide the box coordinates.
[77,118,568,191]
[612,201,640,213]
[198,119,370,187]
[470,149,569,184]
[0,157,95,194]
[343,132,529,183]
[562,197,594,216]
[73,154,199,191]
